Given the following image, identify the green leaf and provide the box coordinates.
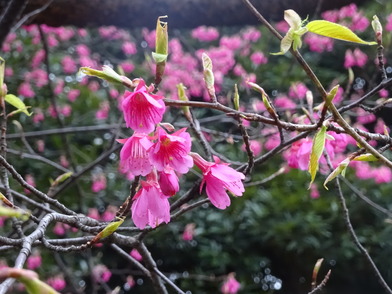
[325,84,339,107]
[323,158,350,190]
[80,66,123,84]
[271,31,294,55]
[306,20,377,45]
[308,125,327,187]
[353,153,378,161]
[95,217,124,241]
[152,52,167,63]
[4,94,32,116]
[0,204,30,221]
[50,172,73,187]
[19,276,60,294]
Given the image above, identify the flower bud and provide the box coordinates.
[371,15,383,44]
[202,53,215,99]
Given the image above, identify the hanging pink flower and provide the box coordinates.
[47,275,66,291]
[158,167,180,196]
[118,133,153,176]
[122,79,165,133]
[130,249,143,261]
[131,172,170,229]
[26,252,42,270]
[221,273,241,294]
[149,127,193,174]
[92,265,112,283]
[182,223,196,241]
[191,153,245,210]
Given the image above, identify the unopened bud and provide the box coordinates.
[177,83,192,121]
[202,53,215,99]
[371,15,383,44]
[233,84,240,111]
[155,16,168,57]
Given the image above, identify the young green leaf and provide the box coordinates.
[5,94,32,116]
[323,158,350,190]
[308,124,327,187]
[306,20,377,45]
[353,153,378,161]
[325,84,340,108]
[0,204,30,221]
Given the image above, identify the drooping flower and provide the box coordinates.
[182,223,196,241]
[190,153,245,210]
[122,79,165,133]
[131,172,170,229]
[221,273,241,294]
[47,275,66,291]
[118,133,153,176]
[92,265,112,283]
[130,249,143,261]
[26,251,42,270]
[158,167,179,196]
[149,127,193,174]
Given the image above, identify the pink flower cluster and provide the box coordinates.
[118,78,245,228]
[221,273,241,294]
[344,48,368,68]
[191,26,220,42]
[322,3,370,32]
[284,131,349,171]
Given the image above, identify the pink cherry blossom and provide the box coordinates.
[61,55,77,74]
[219,36,243,51]
[241,140,262,157]
[182,223,195,241]
[122,79,165,133]
[304,34,334,53]
[118,133,153,176]
[142,28,156,48]
[122,41,137,55]
[374,166,392,184]
[91,174,107,193]
[24,174,36,195]
[95,101,109,120]
[120,61,135,73]
[26,252,42,270]
[92,264,112,283]
[131,172,171,229]
[274,96,296,110]
[353,48,368,67]
[158,167,179,196]
[18,82,35,98]
[378,89,389,98]
[5,67,13,77]
[191,153,245,210]
[242,27,261,42]
[149,127,193,174]
[130,249,143,261]
[87,208,101,220]
[54,79,64,95]
[191,26,219,42]
[221,273,241,294]
[289,82,308,100]
[47,276,66,291]
[250,51,268,65]
[310,183,320,199]
[101,205,117,222]
[53,222,67,236]
[386,14,392,32]
[344,49,355,68]
[75,44,90,56]
[31,49,45,68]
[67,89,80,102]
